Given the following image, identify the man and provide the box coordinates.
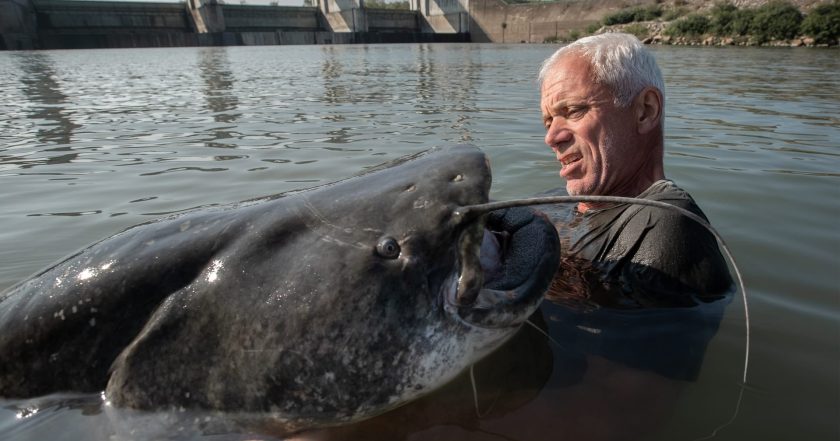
[538,33,733,306]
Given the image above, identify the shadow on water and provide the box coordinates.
[198,47,241,149]
[291,264,731,441]
[315,44,480,148]
[0,255,734,441]
[411,44,478,143]
[320,46,346,106]
[318,47,354,146]
[6,52,81,169]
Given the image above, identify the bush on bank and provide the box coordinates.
[749,1,803,42]
[623,23,650,40]
[589,0,837,45]
[800,1,840,43]
[664,13,710,36]
[602,4,662,25]
[663,0,838,45]
[709,2,754,36]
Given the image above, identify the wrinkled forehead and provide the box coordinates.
[540,58,612,112]
[540,52,593,88]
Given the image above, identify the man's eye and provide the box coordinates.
[567,107,586,118]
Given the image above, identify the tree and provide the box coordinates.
[749,1,803,42]
[800,1,840,43]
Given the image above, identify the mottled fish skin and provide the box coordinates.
[0,144,559,433]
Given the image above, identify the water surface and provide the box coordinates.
[0,44,838,440]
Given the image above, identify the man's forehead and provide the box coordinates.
[541,55,611,109]
[541,83,600,111]
[544,53,592,80]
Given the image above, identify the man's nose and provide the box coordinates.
[545,119,572,150]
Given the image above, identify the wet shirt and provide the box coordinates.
[540,179,734,308]
[536,180,735,380]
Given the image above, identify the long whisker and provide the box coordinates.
[525,318,567,351]
[458,195,750,385]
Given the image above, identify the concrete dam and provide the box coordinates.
[0,0,471,49]
[1,0,654,49]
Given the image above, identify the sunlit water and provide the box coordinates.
[0,44,837,440]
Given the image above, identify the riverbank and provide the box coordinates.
[588,1,839,47]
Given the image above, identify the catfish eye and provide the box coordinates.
[375,237,401,259]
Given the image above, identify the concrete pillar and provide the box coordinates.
[0,0,38,50]
[319,0,367,34]
[187,0,226,34]
[417,0,468,35]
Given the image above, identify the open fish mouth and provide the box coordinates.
[445,207,560,329]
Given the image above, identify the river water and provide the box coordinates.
[0,44,837,441]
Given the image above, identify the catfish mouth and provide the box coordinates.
[444,208,560,328]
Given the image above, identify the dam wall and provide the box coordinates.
[468,0,655,43]
[412,0,468,34]
[0,0,38,49]
[31,0,203,49]
[0,0,466,49]
[1,0,665,49]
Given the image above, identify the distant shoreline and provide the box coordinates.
[574,2,839,49]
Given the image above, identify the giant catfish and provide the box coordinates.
[0,144,560,434]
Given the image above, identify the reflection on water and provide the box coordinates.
[292,270,728,441]
[8,52,81,169]
[16,53,80,147]
[0,45,837,441]
[198,48,241,148]
[321,47,347,105]
[0,289,724,441]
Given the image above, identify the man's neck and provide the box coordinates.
[577,171,665,213]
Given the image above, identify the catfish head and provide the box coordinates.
[0,144,559,435]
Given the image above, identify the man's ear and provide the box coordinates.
[634,87,663,135]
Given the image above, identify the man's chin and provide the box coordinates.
[565,184,587,197]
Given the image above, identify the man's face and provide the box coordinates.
[540,54,641,198]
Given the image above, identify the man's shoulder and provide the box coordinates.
[639,180,699,209]
[630,180,707,233]
[590,180,732,298]
[623,180,733,296]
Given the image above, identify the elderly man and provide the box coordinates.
[538,33,733,305]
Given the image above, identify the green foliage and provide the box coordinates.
[544,30,582,43]
[365,0,410,9]
[602,5,662,26]
[528,0,835,45]
[729,9,755,35]
[665,13,711,36]
[711,1,738,18]
[800,1,840,43]
[710,2,754,35]
[638,4,664,21]
[623,23,650,39]
[603,9,637,25]
[663,7,689,21]
[749,1,803,42]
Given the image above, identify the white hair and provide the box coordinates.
[538,33,665,109]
